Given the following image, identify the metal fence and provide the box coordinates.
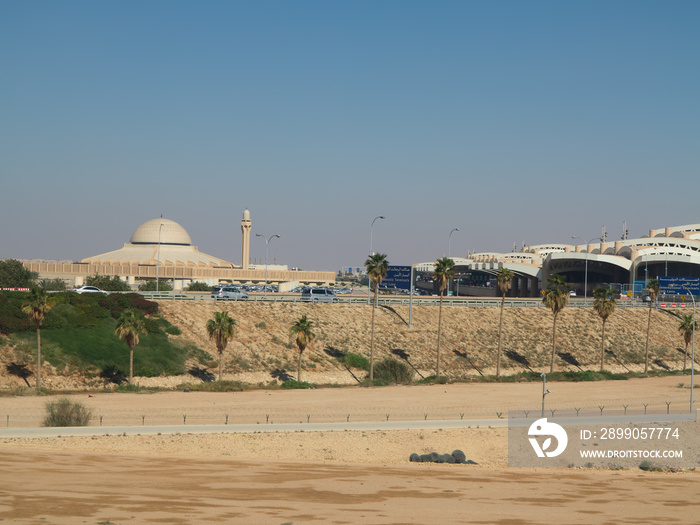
[138,291,658,309]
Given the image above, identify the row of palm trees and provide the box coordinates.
[206,310,315,383]
[364,255,698,380]
[19,269,698,389]
[513,274,696,375]
[364,253,456,380]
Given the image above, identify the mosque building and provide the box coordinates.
[21,210,336,290]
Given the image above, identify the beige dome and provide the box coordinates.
[129,218,192,245]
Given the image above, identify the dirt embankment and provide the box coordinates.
[159,300,691,377]
[1,300,693,390]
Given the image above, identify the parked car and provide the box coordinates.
[71,285,107,294]
[212,286,249,301]
[569,290,577,297]
[301,287,339,303]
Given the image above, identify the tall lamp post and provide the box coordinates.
[256,233,281,298]
[681,286,696,413]
[448,228,459,295]
[156,222,164,294]
[367,215,385,305]
[571,235,601,300]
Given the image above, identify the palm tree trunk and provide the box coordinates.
[129,346,134,384]
[497,295,505,377]
[550,314,557,374]
[644,303,652,373]
[600,319,606,372]
[36,327,42,390]
[218,349,223,382]
[436,294,443,378]
[298,350,302,383]
[369,289,377,381]
[683,341,688,372]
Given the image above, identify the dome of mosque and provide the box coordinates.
[129,218,192,246]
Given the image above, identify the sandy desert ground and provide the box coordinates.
[1,377,698,524]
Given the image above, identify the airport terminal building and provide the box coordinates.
[415,223,700,298]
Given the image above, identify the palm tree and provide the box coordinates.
[433,257,455,379]
[290,315,315,382]
[365,253,389,381]
[644,278,660,373]
[678,314,698,372]
[542,274,569,373]
[115,308,146,384]
[593,285,617,372]
[496,267,514,377]
[206,311,236,381]
[22,288,53,390]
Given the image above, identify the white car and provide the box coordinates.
[212,286,249,301]
[71,285,107,294]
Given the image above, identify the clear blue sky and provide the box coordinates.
[2,1,698,271]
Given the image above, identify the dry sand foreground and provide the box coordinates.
[1,378,698,524]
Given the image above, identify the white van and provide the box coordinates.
[301,287,339,303]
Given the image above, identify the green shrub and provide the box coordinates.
[178,381,247,392]
[115,383,141,392]
[165,325,181,335]
[43,398,93,427]
[639,460,662,472]
[0,292,30,333]
[185,281,211,292]
[281,380,312,389]
[372,358,414,385]
[138,279,173,292]
[343,352,370,371]
[85,275,131,292]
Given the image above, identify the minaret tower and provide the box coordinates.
[241,209,251,269]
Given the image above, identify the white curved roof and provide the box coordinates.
[82,217,234,268]
[130,218,192,245]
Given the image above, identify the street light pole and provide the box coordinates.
[572,236,601,300]
[156,222,164,294]
[684,287,696,414]
[367,215,385,305]
[256,233,281,299]
[448,228,459,295]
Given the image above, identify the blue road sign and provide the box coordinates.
[659,277,700,296]
[381,265,412,290]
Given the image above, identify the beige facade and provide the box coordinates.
[22,215,335,289]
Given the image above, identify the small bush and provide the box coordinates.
[138,279,173,292]
[43,398,93,427]
[85,275,130,291]
[343,352,370,371]
[372,358,414,385]
[179,381,247,392]
[115,383,141,392]
[165,325,181,336]
[281,380,312,389]
[255,321,267,329]
[639,460,663,472]
[185,281,211,292]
